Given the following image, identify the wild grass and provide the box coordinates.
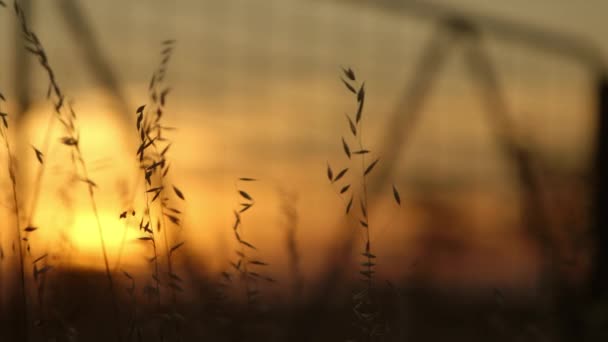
[119,40,187,340]
[227,178,275,308]
[328,67,402,341]
[0,2,597,341]
[13,1,121,339]
[0,90,29,342]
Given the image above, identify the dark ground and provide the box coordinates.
[0,266,583,342]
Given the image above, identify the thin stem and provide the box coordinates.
[142,176,162,308]
[356,88,375,342]
[24,108,56,229]
[114,172,142,271]
[12,5,123,338]
[357,121,373,291]
[150,146,175,306]
[160,192,176,305]
[329,182,366,241]
[157,185,181,339]
[2,121,29,342]
[77,148,122,341]
[233,180,255,308]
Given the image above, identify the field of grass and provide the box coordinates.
[1,0,608,341]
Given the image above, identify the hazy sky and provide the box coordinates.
[0,0,602,284]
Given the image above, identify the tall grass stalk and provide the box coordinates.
[232,179,258,307]
[228,179,274,309]
[0,91,29,342]
[329,67,395,340]
[127,41,186,339]
[13,2,121,340]
[114,172,142,272]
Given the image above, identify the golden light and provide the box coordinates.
[68,211,143,269]
[12,91,148,270]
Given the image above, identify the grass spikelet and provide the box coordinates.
[225,178,274,309]
[328,67,390,340]
[129,40,186,340]
[13,3,121,339]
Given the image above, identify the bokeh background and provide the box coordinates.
[0,0,607,341]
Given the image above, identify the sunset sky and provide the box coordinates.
[0,0,604,290]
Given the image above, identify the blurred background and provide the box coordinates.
[0,0,607,341]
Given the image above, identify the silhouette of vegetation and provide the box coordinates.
[0,1,607,341]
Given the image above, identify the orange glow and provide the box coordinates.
[68,212,141,267]
[0,80,590,288]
